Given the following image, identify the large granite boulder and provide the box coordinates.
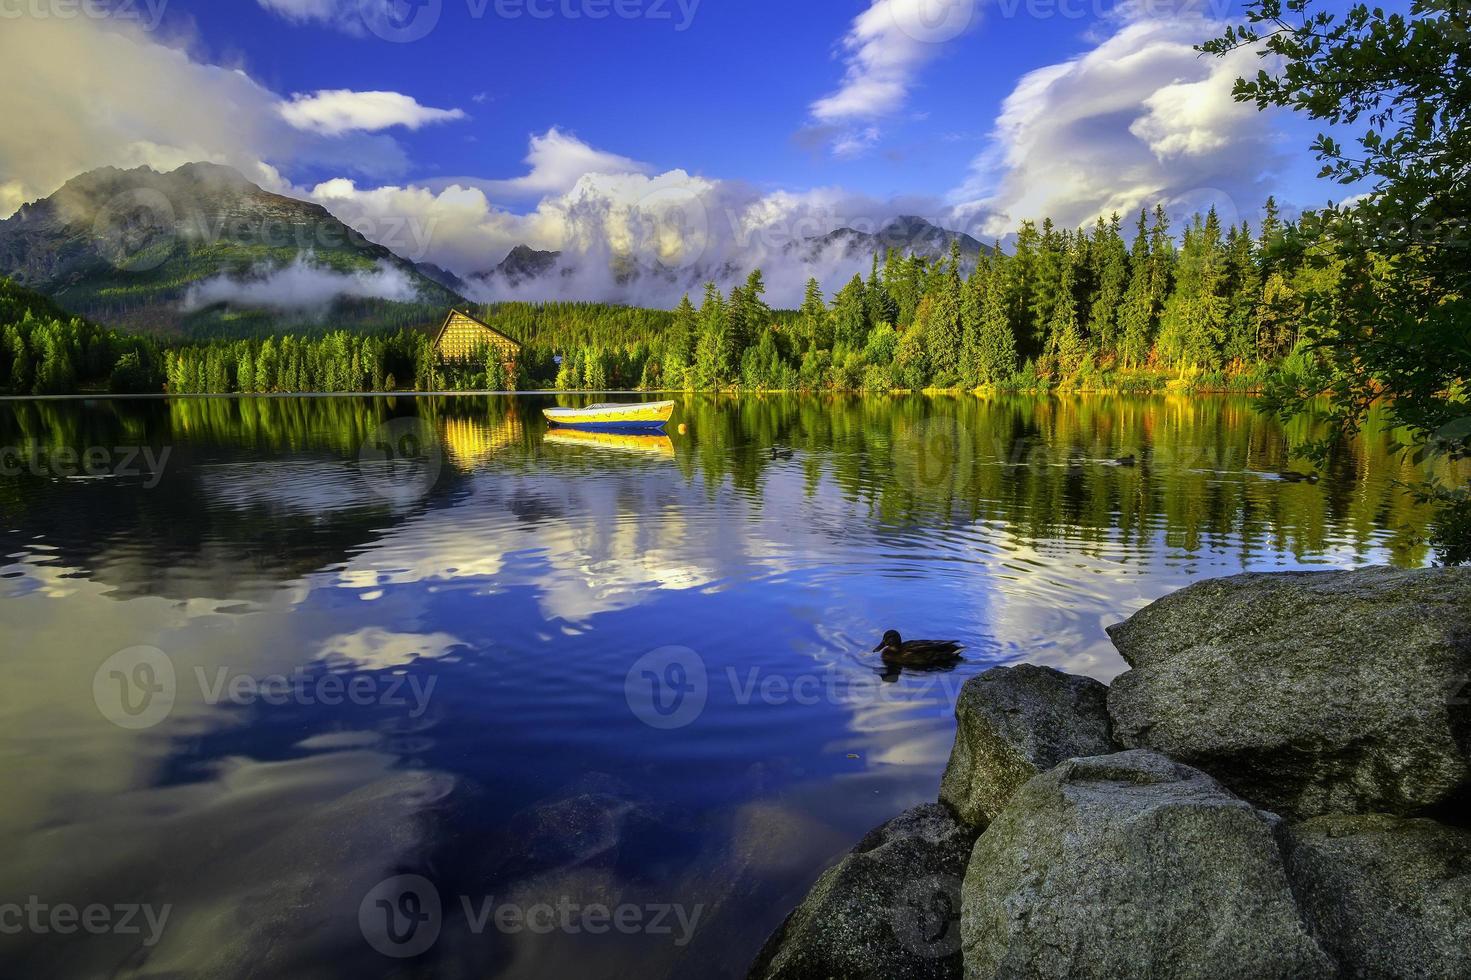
[961,750,1334,980]
[1107,566,1471,820]
[1284,814,1471,978]
[939,664,1114,829]
[749,803,977,980]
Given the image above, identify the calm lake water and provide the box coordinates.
[0,392,1445,978]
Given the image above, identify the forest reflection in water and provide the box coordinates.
[0,391,1454,978]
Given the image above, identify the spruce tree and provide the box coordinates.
[800,278,830,352]
[974,262,1017,385]
[1087,213,1130,360]
[693,282,729,389]
[922,263,964,387]
[831,275,869,352]
[1047,261,1086,377]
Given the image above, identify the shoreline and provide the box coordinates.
[0,386,1266,402]
[750,566,1471,979]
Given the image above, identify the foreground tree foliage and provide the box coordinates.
[1204,0,1470,560]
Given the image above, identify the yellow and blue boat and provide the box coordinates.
[542,400,675,432]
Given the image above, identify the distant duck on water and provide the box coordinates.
[1278,471,1320,483]
[873,630,964,666]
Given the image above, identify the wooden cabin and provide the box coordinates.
[432,309,521,367]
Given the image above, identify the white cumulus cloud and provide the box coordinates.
[479,127,651,199]
[951,13,1280,236]
[0,18,418,216]
[279,90,466,135]
[808,0,978,155]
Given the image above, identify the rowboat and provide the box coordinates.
[542,400,675,431]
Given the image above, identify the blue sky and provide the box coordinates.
[160,0,1086,199]
[0,0,1349,303]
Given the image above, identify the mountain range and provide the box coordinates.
[0,164,995,337]
[0,163,460,337]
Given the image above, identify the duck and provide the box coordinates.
[1112,454,1138,467]
[770,446,795,460]
[1277,471,1320,484]
[873,630,964,666]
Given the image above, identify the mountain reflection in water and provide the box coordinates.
[0,392,1454,978]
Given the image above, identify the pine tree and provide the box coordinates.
[799,278,830,352]
[974,263,1018,385]
[1029,218,1066,351]
[693,282,729,388]
[1047,261,1086,377]
[922,261,964,386]
[959,260,986,388]
[865,252,895,328]
[1007,221,1040,359]
[1222,222,1260,366]
[1087,213,1130,360]
[831,275,869,352]
[1158,211,1227,369]
[663,293,697,388]
[1117,207,1165,366]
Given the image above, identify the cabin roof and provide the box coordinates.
[432,308,521,351]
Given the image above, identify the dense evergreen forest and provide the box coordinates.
[0,198,1329,397]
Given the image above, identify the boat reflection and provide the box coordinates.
[543,427,677,458]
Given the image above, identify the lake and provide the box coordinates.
[0,392,1443,977]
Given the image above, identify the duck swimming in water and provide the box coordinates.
[873,630,964,666]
